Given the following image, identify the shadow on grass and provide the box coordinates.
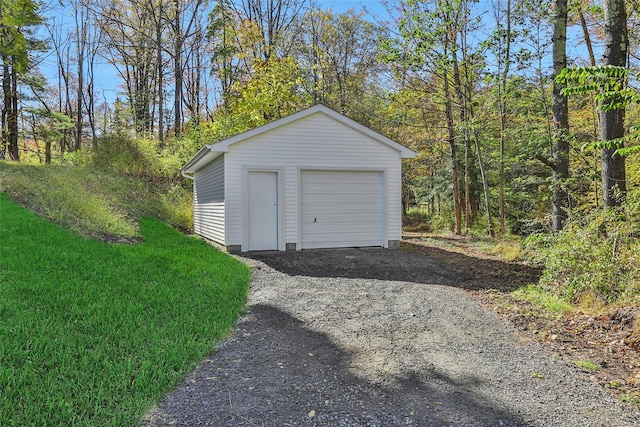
[143,304,527,426]
[242,242,541,292]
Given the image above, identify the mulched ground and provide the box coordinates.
[403,232,640,408]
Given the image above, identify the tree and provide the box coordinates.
[599,0,627,207]
[26,109,74,164]
[169,0,205,136]
[207,0,305,111]
[551,0,569,231]
[97,0,157,137]
[208,0,239,104]
[0,0,42,160]
[292,8,382,119]
[381,0,473,235]
[225,0,304,60]
[492,0,512,234]
[226,55,304,125]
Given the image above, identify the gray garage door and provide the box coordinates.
[300,170,383,249]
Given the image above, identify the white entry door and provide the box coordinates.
[248,171,278,251]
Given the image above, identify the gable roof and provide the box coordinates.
[181,104,417,177]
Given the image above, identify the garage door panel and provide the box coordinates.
[301,170,382,249]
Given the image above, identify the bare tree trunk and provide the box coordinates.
[552,0,569,231]
[45,139,52,164]
[577,4,599,208]
[600,0,627,207]
[157,0,164,142]
[451,40,471,231]
[464,132,471,230]
[1,61,8,159]
[86,24,99,145]
[442,69,462,235]
[455,3,492,236]
[498,0,512,234]
[75,3,87,151]
[173,0,182,136]
[8,62,19,161]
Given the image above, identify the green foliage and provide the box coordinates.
[512,284,572,318]
[484,239,527,262]
[575,359,601,371]
[27,109,75,149]
[198,57,308,145]
[403,208,433,232]
[0,0,43,73]
[0,162,193,238]
[0,193,250,426]
[84,134,203,182]
[557,65,640,156]
[557,66,631,110]
[529,202,640,305]
[403,207,456,234]
[621,393,640,405]
[226,56,306,126]
[90,136,159,178]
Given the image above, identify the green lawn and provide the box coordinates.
[0,193,250,426]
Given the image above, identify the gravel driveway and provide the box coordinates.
[143,248,640,426]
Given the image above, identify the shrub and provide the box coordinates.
[403,208,432,232]
[402,207,458,234]
[90,136,159,178]
[532,204,640,306]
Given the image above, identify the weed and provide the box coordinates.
[529,203,640,307]
[0,162,193,239]
[575,359,601,371]
[621,393,640,406]
[512,284,572,319]
[486,240,526,262]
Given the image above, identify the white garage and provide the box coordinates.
[181,105,416,252]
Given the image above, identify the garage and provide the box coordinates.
[181,104,416,252]
[300,170,383,249]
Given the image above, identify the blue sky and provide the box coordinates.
[35,0,595,109]
[36,0,392,107]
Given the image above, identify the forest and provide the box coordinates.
[1,0,639,306]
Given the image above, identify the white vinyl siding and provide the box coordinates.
[222,113,403,250]
[193,156,225,244]
[300,171,382,249]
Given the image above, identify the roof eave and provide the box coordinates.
[181,146,226,176]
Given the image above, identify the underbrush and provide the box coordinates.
[0,161,193,240]
[0,194,250,426]
[403,207,455,233]
[526,199,640,307]
[511,284,573,318]
[80,135,200,181]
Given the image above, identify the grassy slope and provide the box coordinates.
[0,162,193,240]
[0,164,250,426]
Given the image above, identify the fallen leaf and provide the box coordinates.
[308,410,316,418]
